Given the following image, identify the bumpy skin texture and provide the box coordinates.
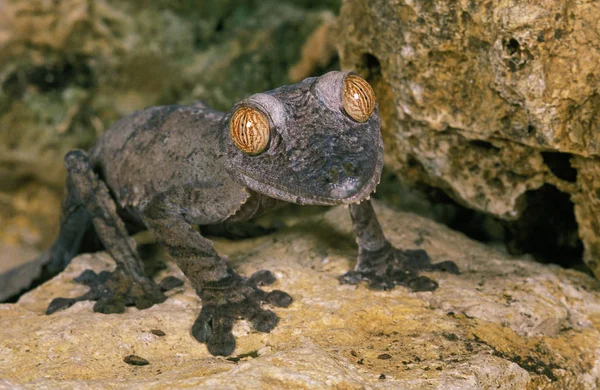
[41,71,458,356]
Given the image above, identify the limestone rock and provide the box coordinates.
[337,0,600,276]
[1,204,600,389]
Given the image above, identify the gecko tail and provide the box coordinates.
[0,206,96,303]
[0,251,53,302]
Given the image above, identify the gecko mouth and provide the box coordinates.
[323,141,384,205]
[328,159,383,205]
[231,141,383,206]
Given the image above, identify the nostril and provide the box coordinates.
[328,168,339,184]
[343,162,358,176]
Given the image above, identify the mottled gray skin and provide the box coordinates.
[41,71,458,356]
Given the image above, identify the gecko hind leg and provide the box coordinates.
[46,150,182,315]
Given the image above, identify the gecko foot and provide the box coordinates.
[192,269,292,356]
[46,268,183,315]
[339,244,459,292]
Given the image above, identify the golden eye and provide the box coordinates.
[230,106,270,155]
[343,75,375,122]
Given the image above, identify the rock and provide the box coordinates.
[336,0,600,276]
[1,203,600,389]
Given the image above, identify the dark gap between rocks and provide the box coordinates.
[375,168,587,273]
[504,184,586,272]
[356,53,382,83]
[541,151,577,183]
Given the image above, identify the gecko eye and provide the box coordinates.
[230,106,271,155]
[342,75,375,122]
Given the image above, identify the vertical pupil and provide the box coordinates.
[240,117,246,141]
[243,115,249,146]
[246,119,252,146]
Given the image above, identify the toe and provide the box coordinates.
[251,309,279,333]
[207,331,236,356]
[265,290,292,307]
[207,310,235,356]
[249,270,276,286]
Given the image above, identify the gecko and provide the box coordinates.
[39,71,458,356]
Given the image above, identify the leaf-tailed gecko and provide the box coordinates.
[41,71,458,356]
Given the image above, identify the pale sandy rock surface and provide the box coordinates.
[1,204,600,389]
[337,0,600,276]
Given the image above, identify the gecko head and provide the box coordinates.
[221,71,383,206]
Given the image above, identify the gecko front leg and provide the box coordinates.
[340,200,459,291]
[142,196,292,356]
[45,150,182,315]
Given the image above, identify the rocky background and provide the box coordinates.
[337,0,600,276]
